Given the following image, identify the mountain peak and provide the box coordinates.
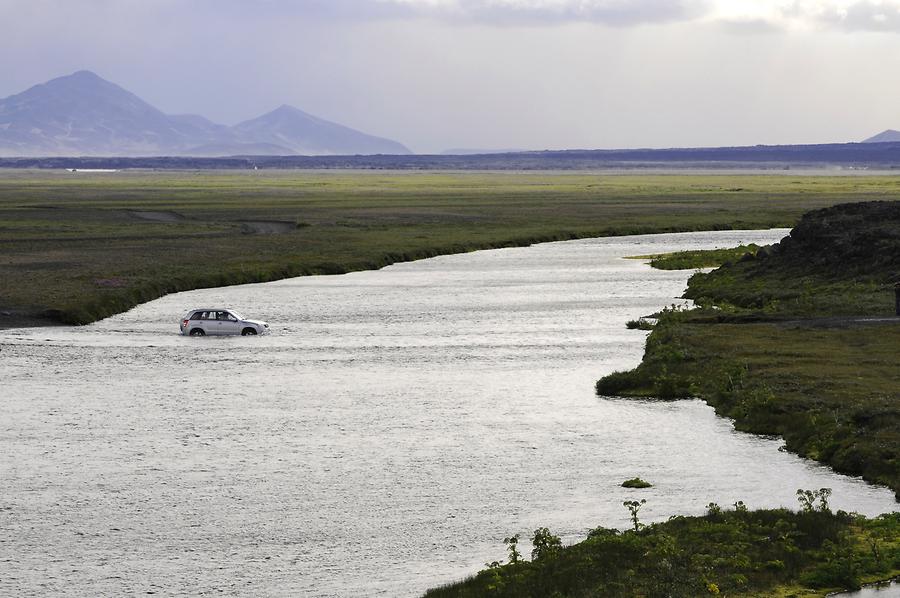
[69,69,102,79]
[862,129,900,143]
[266,104,312,119]
[47,69,108,88]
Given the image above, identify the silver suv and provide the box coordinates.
[180,309,269,336]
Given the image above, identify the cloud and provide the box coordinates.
[4,0,900,32]
[707,0,900,32]
[364,0,900,32]
[804,0,900,31]
[248,0,900,31]
[198,0,708,25]
[376,0,710,25]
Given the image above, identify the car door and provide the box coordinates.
[214,311,240,335]
[189,310,211,335]
[198,311,220,335]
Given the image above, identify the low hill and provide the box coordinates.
[685,200,900,315]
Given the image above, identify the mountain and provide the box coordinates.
[233,105,410,155]
[0,70,193,156]
[0,71,410,156]
[862,129,900,143]
[167,113,236,147]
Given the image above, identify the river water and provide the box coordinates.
[1,230,896,597]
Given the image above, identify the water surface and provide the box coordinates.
[1,230,895,597]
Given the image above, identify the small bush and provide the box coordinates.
[621,477,653,489]
[626,318,655,330]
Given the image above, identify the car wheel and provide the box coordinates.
[241,327,258,336]
[189,328,205,336]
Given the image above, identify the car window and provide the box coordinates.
[190,312,203,320]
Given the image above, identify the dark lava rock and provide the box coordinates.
[759,201,900,281]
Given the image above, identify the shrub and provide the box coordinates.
[626,318,655,330]
[622,477,653,489]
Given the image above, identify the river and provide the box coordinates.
[1,230,896,597]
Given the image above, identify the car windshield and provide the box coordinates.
[228,311,245,320]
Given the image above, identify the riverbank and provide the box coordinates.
[598,201,900,497]
[3,171,900,328]
[426,506,900,598]
[598,316,900,497]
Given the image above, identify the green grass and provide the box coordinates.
[631,244,761,270]
[3,170,900,325]
[425,507,900,598]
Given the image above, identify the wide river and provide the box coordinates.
[1,230,896,597]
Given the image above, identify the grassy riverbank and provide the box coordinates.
[426,506,900,598]
[3,170,900,327]
[630,244,761,270]
[598,315,900,495]
[598,201,900,496]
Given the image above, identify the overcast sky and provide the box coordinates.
[1,0,898,152]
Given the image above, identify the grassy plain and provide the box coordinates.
[3,170,900,326]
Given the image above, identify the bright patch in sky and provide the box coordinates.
[709,0,900,30]
[377,0,900,29]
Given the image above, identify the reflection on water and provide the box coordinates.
[831,580,900,597]
[1,230,896,597]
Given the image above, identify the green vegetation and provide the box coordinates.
[631,243,761,270]
[3,170,900,327]
[621,477,653,488]
[426,501,900,598]
[598,201,900,496]
[684,201,899,317]
[625,318,655,330]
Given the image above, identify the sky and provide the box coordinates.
[1,0,899,153]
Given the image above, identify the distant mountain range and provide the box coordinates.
[0,71,411,157]
[1,70,897,158]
